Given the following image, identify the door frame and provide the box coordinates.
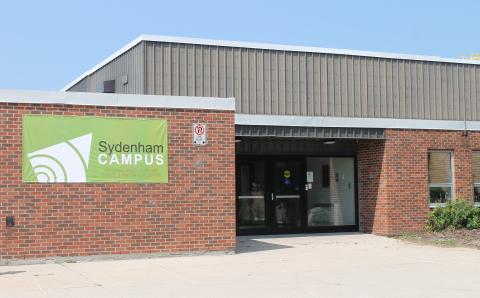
[236,154,359,235]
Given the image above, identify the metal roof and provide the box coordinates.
[62,34,480,92]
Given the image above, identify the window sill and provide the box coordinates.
[430,202,480,208]
[429,203,447,208]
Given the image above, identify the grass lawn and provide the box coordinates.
[394,229,480,249]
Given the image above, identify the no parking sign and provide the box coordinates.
[193,123,207,145]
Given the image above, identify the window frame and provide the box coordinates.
[472,151,480,207]
[474,185,480,207]
[428,150,454,208]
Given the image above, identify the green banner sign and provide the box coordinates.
[22,115,168,183]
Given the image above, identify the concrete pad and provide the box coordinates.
[1,233,480,297]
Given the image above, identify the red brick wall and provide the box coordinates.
[358,129,479,235]
[0,102,236,261]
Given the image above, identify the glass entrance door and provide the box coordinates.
[236,157,304,234]
[271,160,303,231]
[236,161,266,232]
[236,156,357,235]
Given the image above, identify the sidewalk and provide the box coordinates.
[2,233,480,298]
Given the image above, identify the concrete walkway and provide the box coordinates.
[1,233,480,297]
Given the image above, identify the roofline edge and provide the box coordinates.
[61,34,480,92]
[0,89,236,111]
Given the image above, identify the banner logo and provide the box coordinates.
[27,133,92,183]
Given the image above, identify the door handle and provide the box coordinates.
[271,193,275,201]
[275,195,301,199]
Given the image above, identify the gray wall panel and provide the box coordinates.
[69,40,480,121]
[320,54,328,116]
[69,43,145,94]
[471,66,477,120]
[353,57,361,117]
[145,41,154,94]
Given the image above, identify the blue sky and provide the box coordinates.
[1,0,479,90]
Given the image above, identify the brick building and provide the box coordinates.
[0,91,236,263]
[2,35,480,262]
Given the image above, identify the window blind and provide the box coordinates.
[428,151,452,184]
[473,151,480,184]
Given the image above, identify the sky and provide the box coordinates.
[1,0,479,91]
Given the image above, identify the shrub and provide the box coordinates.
[427,199,480,232]
[467,207,480,230]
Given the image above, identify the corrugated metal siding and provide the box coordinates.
[143,41,480,121]
[68,40,480,121]
[68,43,145,94]
[236,125,385,139]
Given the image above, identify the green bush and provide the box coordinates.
[427,199,480,232]
[467,207,480,230]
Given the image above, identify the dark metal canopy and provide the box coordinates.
[235,125,385,140]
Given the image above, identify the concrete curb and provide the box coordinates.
[0,249,235,266]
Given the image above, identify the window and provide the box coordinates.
[428,151,453,206]
[473,151,480,206]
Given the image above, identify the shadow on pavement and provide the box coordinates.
[236,232,364,253]
[236,238,292,253]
